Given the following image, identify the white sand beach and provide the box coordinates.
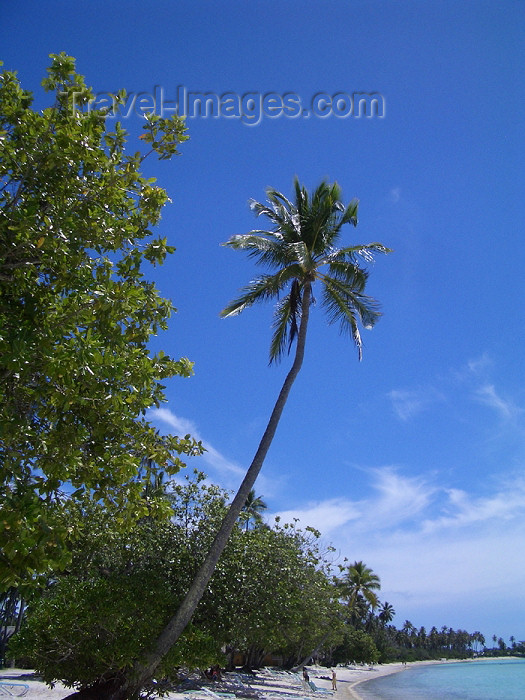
[0,660,474,700]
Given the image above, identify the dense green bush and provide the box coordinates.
[332,629,379,665]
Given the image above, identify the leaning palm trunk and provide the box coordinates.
[68,178,389,700]
[91,285,312,700]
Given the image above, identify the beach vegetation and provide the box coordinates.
[8,473,519,686]
[9,472,343,689]
[332,629,379,665]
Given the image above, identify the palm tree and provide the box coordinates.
[104,179,390,699]
[378,601,395,626]
[339,561,381,625]
[240,489,268,531]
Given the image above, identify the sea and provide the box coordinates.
[354,658,525,700]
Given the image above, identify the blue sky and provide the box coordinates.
[3,1,524,643]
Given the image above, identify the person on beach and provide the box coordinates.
[303,667,310,684]
[331,669,337,690]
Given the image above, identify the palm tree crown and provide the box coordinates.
[339,560,381,611]
[240,489,268,530]
[221,178,391,363]
[378,601,396,625]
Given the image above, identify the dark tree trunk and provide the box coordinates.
[68,284,313,699]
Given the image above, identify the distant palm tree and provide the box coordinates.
[110,179,390,699]
[339,561,381,626]
[378,601,395,626]
[240,489,268,531]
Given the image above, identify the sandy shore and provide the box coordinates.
[0,663,426,699]
[0,659,503,700]
[0,664,409,699]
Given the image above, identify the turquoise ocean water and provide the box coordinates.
[355,658,525,700]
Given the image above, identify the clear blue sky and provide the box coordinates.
[3,1,524,643]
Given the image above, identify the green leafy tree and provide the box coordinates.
[0,54,198,589]
[9,491,226,690]
[11,473,341,690]
[217,519,342,670]
[332,628,379,665]
[110,179,390,699]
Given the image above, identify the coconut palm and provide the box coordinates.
[106,179,390,699]
[339,560,381,625]
[240,489,268,531]
[378,601,395,626]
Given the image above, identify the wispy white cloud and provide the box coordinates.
[152,407,246,480]
[273,466,525,632]
[421,478,525,533]
[149,407,278,496]
[388,387,444,421]
[390,354,523,429]
[466,352,492,376]
[276,498,360,533]
[274,467,435,535]
[276,467,525,541]
[474,384,521,421]
[366,467,434,525]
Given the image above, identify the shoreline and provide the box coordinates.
[0,658,519,700]
[343,656,522,700]
[343,660,440,700]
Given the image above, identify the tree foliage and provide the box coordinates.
[9,489,225,688]
[10,473,343,688]
[332,629,379,665]
[0,53,198,589]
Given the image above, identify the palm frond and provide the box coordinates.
[223,232,294,269]
[342,198,359,223]
[334,242,392,263]
[249,199,285,226]
[326,259,368,292]
[220,264,304,318]
[323,273,382,328]
[286,240,310,270]
[268,280,303,364]
[265,187,295,214]
[321,275,382,359]
[219,273,285,318]
[269,296,293,364]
